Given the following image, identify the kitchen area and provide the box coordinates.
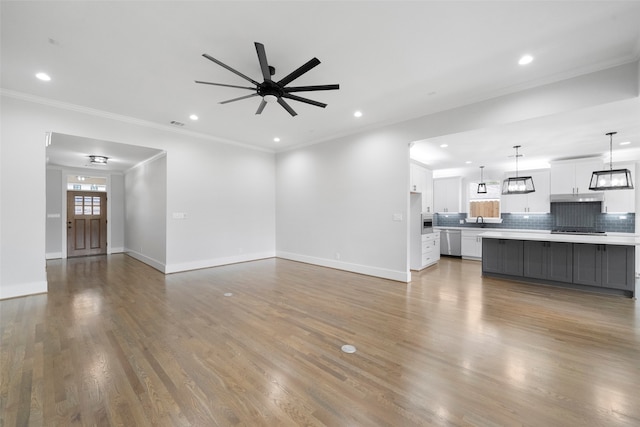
[409,154,639,298]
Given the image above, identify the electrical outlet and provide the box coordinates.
[459,219,464,224]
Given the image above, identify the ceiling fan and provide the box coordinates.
[196,42,339,117]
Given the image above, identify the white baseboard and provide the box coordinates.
[109,247,125,254]
[276,251,409,282]
[124,249,167,273]
[46,252,62,260]
[0,280,48,300]
[164,251,276,274]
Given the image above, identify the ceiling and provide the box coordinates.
[2,1,640,173]
[47,133,164,173]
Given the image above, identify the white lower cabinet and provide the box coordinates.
[461,229,483,260]
[421,232,441,269]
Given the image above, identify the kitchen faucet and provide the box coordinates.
[476,216,485,227]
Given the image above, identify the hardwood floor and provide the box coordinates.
[1,254,639,426]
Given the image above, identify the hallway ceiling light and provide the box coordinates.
[502,145,535,195]
[477,166,487,194]
[89,155,108,165]
[589,132,634,190]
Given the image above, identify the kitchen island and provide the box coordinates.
[480,231,638,298]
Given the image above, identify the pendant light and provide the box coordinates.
[477,166,487,193]
[502,145,535,195]
[589,132,634,190]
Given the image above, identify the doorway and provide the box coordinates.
[66,191,107,257]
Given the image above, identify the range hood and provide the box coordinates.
[550,193,604,203]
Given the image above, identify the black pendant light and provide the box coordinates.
[477,166,487,193]
[502,145,535,195]
[589,132,634,191]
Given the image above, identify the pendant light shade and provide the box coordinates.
[502,145,535,195]
[589,132,634,191]
[477,166,487,193]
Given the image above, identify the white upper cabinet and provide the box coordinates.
[423,169,433,213]
[501,170,550,213]
[550,158,602,195]
[434,177,462,213]
[410,162,434,213]
[410,162,423,193]
[602,162,636,213]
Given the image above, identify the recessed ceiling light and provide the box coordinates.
[518,54,534,65]
[620,141,631,145]
[354,111,363,118]
[440,144,448,148]
[36,72,51,81]
[465,161,472,164]
[189,114,198,121]
[273,137,280,142]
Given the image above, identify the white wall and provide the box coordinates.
[45,168,63,258]
[276,129,409,281]
[125,155,167,269]
[110,173,125,252]
[164,142,276,273]
[1,94,276,297]
[1,96,47,298]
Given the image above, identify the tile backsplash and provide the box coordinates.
[434,211,635,233]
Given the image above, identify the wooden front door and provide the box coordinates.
[67,191,107,257]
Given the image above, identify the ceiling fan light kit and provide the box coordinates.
[196,42,340,117]
[589,132,634,191]
[502,145,535,195]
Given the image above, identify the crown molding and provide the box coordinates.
[0,89,274,154]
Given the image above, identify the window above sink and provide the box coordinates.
[468,181,503,223]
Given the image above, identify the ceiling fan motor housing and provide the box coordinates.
[257,80,283,99]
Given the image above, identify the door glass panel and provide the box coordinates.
[93,197,100,205]
[93,206,100,215]
[84,206,92,215]
[75,206,83,214]
[75,196,83,205]
[84,196,92,204]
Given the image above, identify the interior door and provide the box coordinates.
[67,191,107,257]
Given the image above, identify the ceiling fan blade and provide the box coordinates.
[202,53,260,85]
[284,84,340,93]
[195,81,255,90]
[220,93,259,104]
[282,93,327,108]
[256,99,267,115]
[277,98,298,117]
[277,57,321,87]
[254,42,272,82]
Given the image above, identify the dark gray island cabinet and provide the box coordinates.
[481,232,637,298]
[573,243,634,291]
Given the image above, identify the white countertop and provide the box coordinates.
[479,231,640,246]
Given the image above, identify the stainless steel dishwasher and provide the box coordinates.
[440,229,462,256]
